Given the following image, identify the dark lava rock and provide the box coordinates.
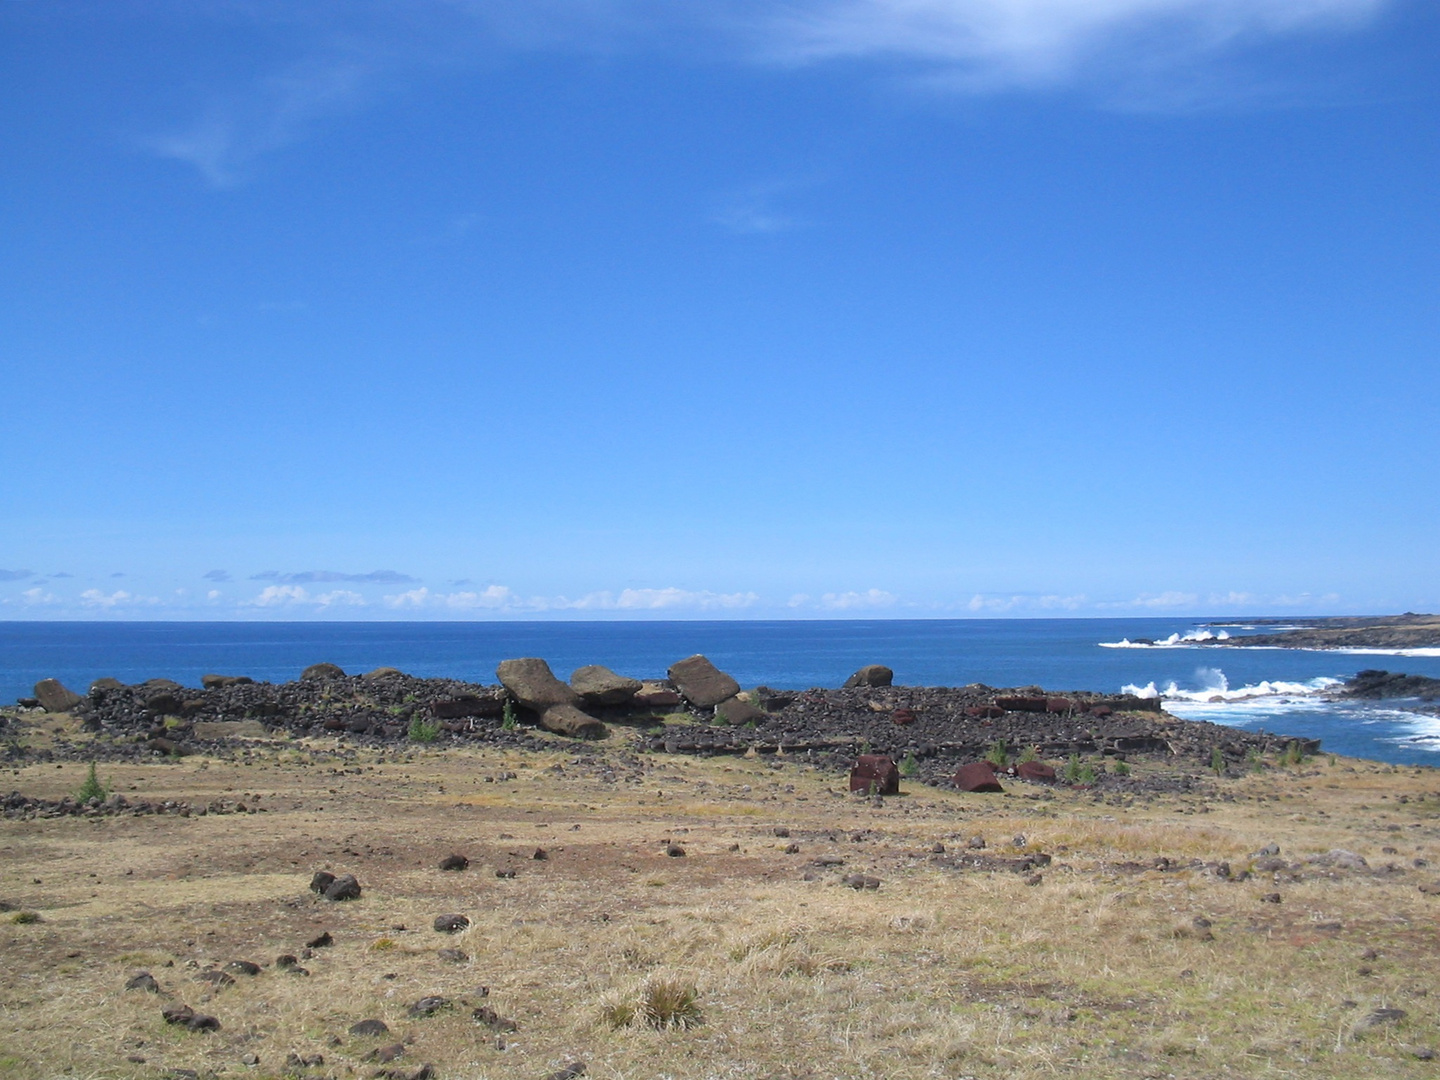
[34,679,83,713]
[407,996,450,1017]
[323,874,361,902]
[125,972,160,993]
[226,960,261,976]
[439,854,469,871]
[275,954,298,969]
[665,843,686,857]
[954,762,1004,793]
[543,1063,587,1080]
[1358,1007,1408,1029]
[438,948,469,963]
[286,1052,325,1068]
[195,969,234,988]
[842,874,881,890]
[532,847,548,861]
[891,707,916,726]
[472,1005,518,1032]
[1342,670,1440,700]
[162,1004,221,1032]
[843,665,894,689]
[668,655,740,709]
[365,1044,405,1063]
[849,754,899,795]
[306,931,334,949]
[309,871,335,895]
[1260,892,1282,904]
[536,703,607,739]
[495,869,517,879]
[201,674,253,689]
[433,913,470,934]
[570,665,642,707]
[714,695,764,725]
[1016,761,1057,783]
[301,663,346,681]
[348,1019,390,1038]
[430,692,504,719]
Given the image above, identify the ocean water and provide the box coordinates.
[3,618,1440,765]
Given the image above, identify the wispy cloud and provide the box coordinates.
[1095,591,1200,610]
[712,179,811,234]
[0,569,33,582]
[967,592,1088,613]
[79,589,160,609]
[203,569,232,582]
[144,0,1393,183]
[384,584,760,613]
[252,569,418,584]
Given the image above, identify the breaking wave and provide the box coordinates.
[1100,629,1230,649]
[1121,669,1342,703]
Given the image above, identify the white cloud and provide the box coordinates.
[817,588,898,610]
[385,585,517,610]
[12,587,58,606]
[966,592,1088,612]
[246,585,367,608]
[78,589,160,609]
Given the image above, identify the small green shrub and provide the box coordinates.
[11,911,42,925]
[1247,748,1265,773]
[501,700,518,730]
[641,978,702,1029]
[1112,760,1130,777]
[1282,740,1307,767]
[985,738,1009,769]
[1077,762,1097,784]
[1063,755,1082,783]
[1017,745,1038,765]
[898,752,919,778]
[1210,748,1225,776]
[75,761,107,804]
[407,716,440,743]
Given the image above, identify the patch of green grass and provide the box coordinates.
[985,738,1009,769]
[11,911,42,925]
[501,700,518,730]
[407,716,440,743]
[898,752,919,778]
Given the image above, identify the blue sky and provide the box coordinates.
[2,0,1436,620]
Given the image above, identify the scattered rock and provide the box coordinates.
[125,972,160,993]
[309,871,336,895]
[201,674,253,689]
[842,874,881,890]
[714,695,764,726]
[665,844,686,858]
[439,854,469,872]
[533,847,548,861]
[438,948,469,963]
[1260,892,1282,904]
[1357,1007,1407,1030]
[537,703,607,739]
[162,1004,221,1032]
[301,663,346,681]
[276,954,299,969]
[195,969,234,988]
[843,665,894,689]
[323,874,362,902]
[365,1043,406,1063]
[408,996,451,1018]
[434,914,470,934]
[1016,761,1057,783]
[473,1005,518,1032]
[543,1062,587,1080]
[349,1019,390,1038]
[307,931,334,949]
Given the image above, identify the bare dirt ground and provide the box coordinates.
[4,719,1440,1080]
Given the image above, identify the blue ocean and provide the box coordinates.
[3,618,1439,765]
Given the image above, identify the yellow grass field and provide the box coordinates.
[3,720,1439,1080]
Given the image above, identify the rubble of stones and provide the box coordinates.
[11,655,1315,776]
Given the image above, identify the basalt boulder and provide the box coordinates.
[497,658,580,711]
[538,703,607,739]
[954,762,1005,793]
[301,662,347,682]
[668,655,740,709]
[569,665,642,708]
[843,665,894,689]
[34,679,83,713]
[714,695,764,726]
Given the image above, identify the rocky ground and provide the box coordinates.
[2,709,1440,1080]
[8,657,1314,786]
[1203,613,1440,651]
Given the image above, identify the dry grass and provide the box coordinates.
[1,725,1439,1078]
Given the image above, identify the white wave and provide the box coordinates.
[1121,672,1341,703]
[1100,629,1230,649]
[1325,647,1440,658]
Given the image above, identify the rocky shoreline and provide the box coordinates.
[5,656,1317,785]
[1202,613,1440,651]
